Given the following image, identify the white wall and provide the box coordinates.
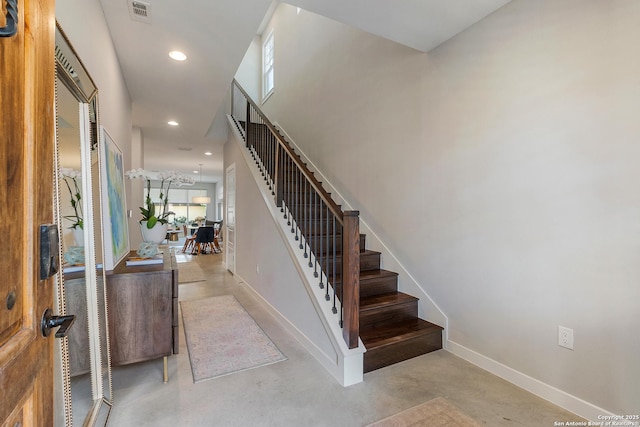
[56,0,132,175]
[235,36,262,102]
[56,0,133,257]
[256,1,640,416]
[129,127,144,248]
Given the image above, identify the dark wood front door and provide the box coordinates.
[0,0,56,424]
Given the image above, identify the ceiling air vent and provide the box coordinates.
[128,0,152,23]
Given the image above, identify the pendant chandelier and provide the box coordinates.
[192,163,211,204]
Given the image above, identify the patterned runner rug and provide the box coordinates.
[180,295,287,383]
[366,397,481,427]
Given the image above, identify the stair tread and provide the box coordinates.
[360,249,380,257]
[360,269,398,280]
[360,318,443,348]
[360,292,418,312]
[332,269,397,283]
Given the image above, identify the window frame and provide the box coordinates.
[262,30,275,102]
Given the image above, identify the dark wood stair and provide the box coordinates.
[329,237,444,373]
[360,319,443,372]
[357,256,443,372]
[248,121,443,373]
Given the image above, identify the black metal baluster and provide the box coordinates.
[338,221,344,327]
[309,190,315,268]
[291,163,296,233]
[291,162,296,232]
[257,114,262,168]
[257,116,262,169]
[318,199,324,288]
[301,178,306,252]
[273,135,277,191]
[258,114,262,166]
[325,204,331,302]
[263,123,268,178]
[262,119,267,179]
[254,111,259,161]
[264,121,268,180]
[244,97,250,144]
[275,144,287,212]
[285,155,290,222]
[269,132,274,193]
[331,215,338,311]
[294,168,299,239]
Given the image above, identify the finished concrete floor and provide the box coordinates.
[106,247,584,426]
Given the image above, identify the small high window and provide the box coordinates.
[262,31,274,101]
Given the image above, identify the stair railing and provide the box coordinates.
[231,80,360,349]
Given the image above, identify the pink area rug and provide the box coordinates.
[180,295,286,383]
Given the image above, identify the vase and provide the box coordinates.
[72,227,84,247]
[140,221,168,244]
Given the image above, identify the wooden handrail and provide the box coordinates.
[231,79,360,349]
[233,80,344,225]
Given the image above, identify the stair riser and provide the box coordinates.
[359,253,380,271]
[363,331,443,373]
[319,252,380,277]
[360,301,418,332]
[359,275,398,298]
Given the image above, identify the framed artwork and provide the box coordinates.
[100,126,129,270]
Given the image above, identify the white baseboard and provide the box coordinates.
[447,340,615,422]
[233,272,363,387]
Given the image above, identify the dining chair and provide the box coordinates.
[182,225,196,253]
[192,226,216,255]
[212,223,222,253]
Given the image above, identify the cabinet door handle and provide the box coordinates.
[0,0,18,38]
[41,308,76,338]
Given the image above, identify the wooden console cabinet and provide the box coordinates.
[64,250,178,380]
[106,250,179,372]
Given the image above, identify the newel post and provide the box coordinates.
[342,210,360,349]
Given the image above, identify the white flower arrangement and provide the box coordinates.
[125,168,195,229]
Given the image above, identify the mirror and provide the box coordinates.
[54,23,112,426]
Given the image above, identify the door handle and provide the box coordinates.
[0,0,18,38]
[41,308,75,338]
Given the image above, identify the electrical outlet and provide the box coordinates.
[558,326,574,350]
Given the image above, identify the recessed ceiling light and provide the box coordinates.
[204,151,212,156]
[169,50,187,61]
[168,120,179,126]
[193,170,199,174]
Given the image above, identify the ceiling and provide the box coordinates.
[99,0,511,184]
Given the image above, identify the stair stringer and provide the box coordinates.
[227,115,365,387]
[274,122,449,341]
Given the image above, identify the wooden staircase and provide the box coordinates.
[295,198,444,372]
[232,80,443,373]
